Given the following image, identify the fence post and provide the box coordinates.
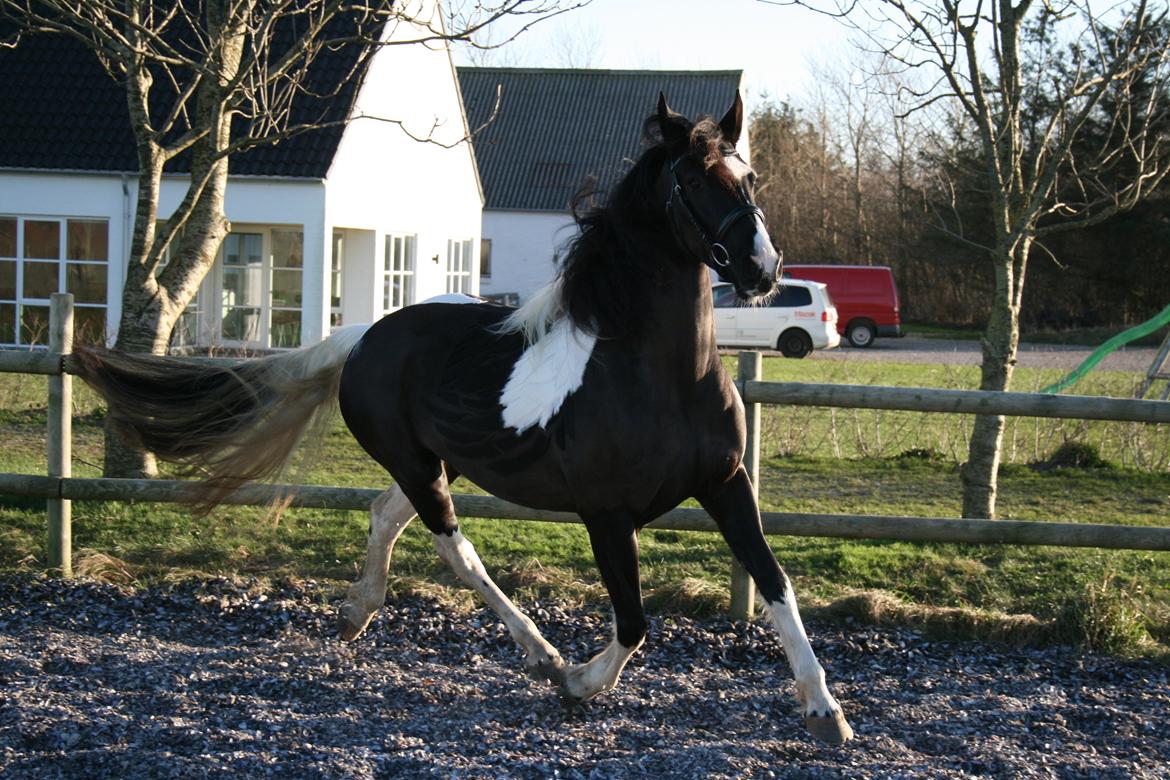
[47,293,74,577]
[731,350,762,620]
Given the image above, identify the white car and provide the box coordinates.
[712,280,841,358]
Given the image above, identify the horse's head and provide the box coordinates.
[657,92,781,301]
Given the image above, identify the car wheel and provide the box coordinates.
[847,321,876,348]
[778,329,813,359]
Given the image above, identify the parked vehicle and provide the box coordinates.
[783,265,902,348]
[712,280,840,358]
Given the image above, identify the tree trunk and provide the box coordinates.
[961,247,1025,518]
[103,0,241,477]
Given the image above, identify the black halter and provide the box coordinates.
[665,152,766,273]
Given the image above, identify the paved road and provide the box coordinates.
[807,337,1161,373]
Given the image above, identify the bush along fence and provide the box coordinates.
[2,294,1170,620]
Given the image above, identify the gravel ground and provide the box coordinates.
[2,576,1167,779]
[807,337,1160,373]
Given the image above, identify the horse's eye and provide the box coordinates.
[685,176,703,190]
[747,171,758,187]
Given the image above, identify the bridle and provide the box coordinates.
[665,151,766,273]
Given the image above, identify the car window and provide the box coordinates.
[712,286,740,308]
[771,285,813,308]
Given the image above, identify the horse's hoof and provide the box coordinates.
[525,654,566,687]
[337,604,373,642]
[803,711,854,745]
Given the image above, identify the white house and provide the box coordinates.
[456,67,747,305]
[0,1,482,350]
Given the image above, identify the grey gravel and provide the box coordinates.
[1,576,1167,779]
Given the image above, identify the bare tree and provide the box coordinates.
[767,0,1170,518]
[1,0,582,476]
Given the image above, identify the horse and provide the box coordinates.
[73,93,854,745]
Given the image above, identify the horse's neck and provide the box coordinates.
[637,265,722,382]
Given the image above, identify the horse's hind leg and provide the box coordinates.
[404,466,567,685]
[699,467,854,745]
[338,485,416,641]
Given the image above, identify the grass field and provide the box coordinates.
[0,354,1167,658]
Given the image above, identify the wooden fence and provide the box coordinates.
[2,294,1169,620]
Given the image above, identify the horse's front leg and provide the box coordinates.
[558,515,647,703]
[699,467,854,745]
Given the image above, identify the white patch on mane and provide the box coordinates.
[500,315,596,434]
[494,278,565,344]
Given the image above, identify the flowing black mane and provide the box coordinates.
[557,115,728,340]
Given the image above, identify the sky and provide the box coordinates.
[450,0,853,112]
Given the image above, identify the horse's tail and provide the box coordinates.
[73,324,369,510]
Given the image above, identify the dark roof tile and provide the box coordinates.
[457,67,743,211]
[0,12,376,178]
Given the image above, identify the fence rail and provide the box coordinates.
[3,473,1169,552]
[2,295,1169,620]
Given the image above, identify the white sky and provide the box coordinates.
[451,0,853,111]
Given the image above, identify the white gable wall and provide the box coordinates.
[323,0,483,334]
[479,210,577,304]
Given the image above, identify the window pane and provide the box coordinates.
[480,239,492,278]
[73,306,107,346]
[221,306,260,342]
[223,265,263,308]
[66,263,107,304]
[0,260,14,299]
[0,218,15,257]
[270,310,301,348]
[0,303,14,344]
[224,233,262,267]
[66,220,108,261]
[23,261,59,298]
[170,308,199,349]
[272,229,303,269]
[20,304,50,344]
[331,233,344,312]
[24,220,60,259]
[271,269,302,308]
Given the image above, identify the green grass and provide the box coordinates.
[1,358,1168,657]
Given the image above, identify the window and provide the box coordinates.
[383,234,415,313]
[772,285,813,308]
[712,285,739,308]
[445,238,473,294]
[220,232,264,344]
[269,229,303,348]
[0,215,108,346]
[330,232,344,328]
[154,228,202,350]
[480,238,492,278]
[215,227,304,349]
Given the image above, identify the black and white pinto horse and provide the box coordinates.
[75,95,853,744]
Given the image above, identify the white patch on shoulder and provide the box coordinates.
[500,318,596,434]
[419,293,483,305]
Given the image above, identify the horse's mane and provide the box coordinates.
[499,114,729,343]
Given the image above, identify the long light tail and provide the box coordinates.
[73,325,368,510]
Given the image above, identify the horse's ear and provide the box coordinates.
[656,92,689,144]
[719,92,744,145]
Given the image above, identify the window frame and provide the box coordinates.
[0,214,110,348]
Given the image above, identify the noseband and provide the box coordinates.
[665,153,765,272]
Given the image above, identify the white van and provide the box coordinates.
[712,280,840,358]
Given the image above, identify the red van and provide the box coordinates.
[783,265,902,347]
